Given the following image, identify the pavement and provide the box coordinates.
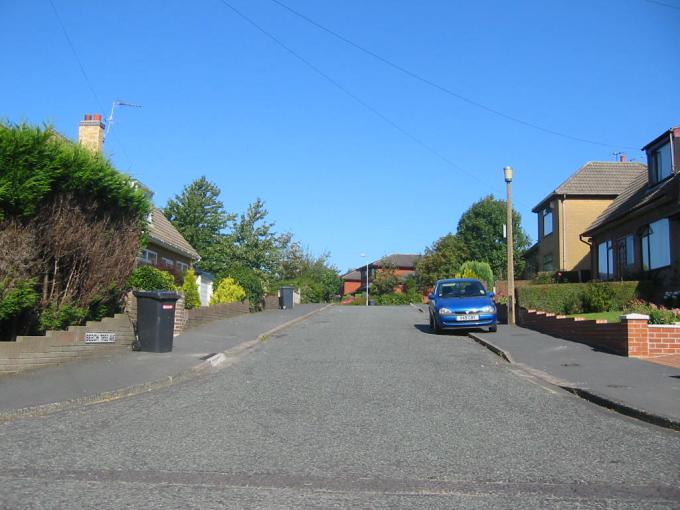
[0,303,326,419]
[468,324,680,430]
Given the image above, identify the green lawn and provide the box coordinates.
[564,311,623,323]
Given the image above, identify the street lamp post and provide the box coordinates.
[360,253,369,306]
[504,166,515,325]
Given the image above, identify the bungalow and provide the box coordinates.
[582,126,680,291]
[357,253,419,293]
[340,270,363,295]
[78,113,202,284]
[530,159,646,282]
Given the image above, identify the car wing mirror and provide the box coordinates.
[488,291,495,298]
[428,293,434,301]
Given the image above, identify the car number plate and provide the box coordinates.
[456,314,479,321]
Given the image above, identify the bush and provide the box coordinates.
[39,304,87,332]
[181,269,201,309]
[374,293,411,305]
[127,265,176,291]
[0,279,39,321]
[582,283,616,313]
[517,281,651,315]
[210,277,246,304]
[456,261,494,288]
[531,272,556,285]
[625,299,680,325]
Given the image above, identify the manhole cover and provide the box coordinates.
[561,363,580,367]
[199,353,218,360]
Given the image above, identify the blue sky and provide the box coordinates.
[2,0,679,272]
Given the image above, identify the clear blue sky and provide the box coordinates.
[2,0,679,272]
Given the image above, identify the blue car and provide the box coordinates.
[428,278,497,333]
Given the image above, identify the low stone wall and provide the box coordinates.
[264,295,279,310]
[517,308,680,357]
[0,314,134,376]
[184,301,251,331]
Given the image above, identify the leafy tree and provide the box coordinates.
[278,242,341,303]
[371,259,399,296]
[456,195,530,280]
[415,233,469,290]
[181,268,201,309]
[163,177,233,256]
[456,261,494,289]
[210,277,246,304]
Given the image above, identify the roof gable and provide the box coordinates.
[148,208,200,260]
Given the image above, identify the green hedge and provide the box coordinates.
[517,281,654,315]
[127,265,176,291]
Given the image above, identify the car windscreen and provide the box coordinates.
[437,281,486,298]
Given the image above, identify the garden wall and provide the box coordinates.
[0,313,134,376]
[184,301,251,331]
[517,308,680,357]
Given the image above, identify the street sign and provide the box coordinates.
[85,332,116,344]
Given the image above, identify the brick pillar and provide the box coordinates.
[622,313,650,357]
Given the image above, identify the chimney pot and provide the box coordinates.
[84,114,92,120]
[93,113,102,121]
[619,153,628,162]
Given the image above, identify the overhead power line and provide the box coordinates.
[268,0,639,151]
[216,0,522,202]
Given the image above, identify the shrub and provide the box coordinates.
[38,303,87,332]
[127,265,176,291]
[456,261,494,288]
[581,283,616,313]
[181,269,201,309]
[517,281,651,315]
[531,272,556,285]
[624,299,680,325]
[374,293,411,305]
[210,277,246,304]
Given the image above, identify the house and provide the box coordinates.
[357,253,419,293]
[531,160,647,282]
[78,113,200,274]
[340,270,363,295]
[582,127,680,290]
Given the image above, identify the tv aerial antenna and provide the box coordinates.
[105,100,143,138]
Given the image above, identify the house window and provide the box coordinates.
[597,240,613,280]
[142,249,157,265]
[542,207,553,237]
[543,253,554,272]
[177,261,189,273]
[616,235,634,276]
[161,257,174,267]
[641,218,671,270]
[651,142,672,184]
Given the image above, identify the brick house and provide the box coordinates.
[582,127,680,290]
[357,253,420,293]
[340,270,363,295]
[530,160,647,281]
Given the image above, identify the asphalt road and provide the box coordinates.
[1,306,679,509]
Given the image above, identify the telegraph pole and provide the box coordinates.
[504,166,515,325]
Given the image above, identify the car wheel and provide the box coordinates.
[431,314,442,334]
[488,325,497,333]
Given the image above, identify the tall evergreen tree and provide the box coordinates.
[163,177,232,256]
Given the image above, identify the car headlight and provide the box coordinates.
[481,305,496,313]
[439,308,454,315]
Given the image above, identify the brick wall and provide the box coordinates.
[184,301,250,331]
[518,309,680,357]
[0,314,134,376]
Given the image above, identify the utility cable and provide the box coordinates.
[268,0,639,151]
[216,0,525,203]
[47,0,134,170]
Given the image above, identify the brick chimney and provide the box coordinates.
[78,113,105,154]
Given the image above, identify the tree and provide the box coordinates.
[415,233,469,290]
[456,195,530,280]
[456,261,494,289]
[201,199,290,307]
[371,259,399,296]
[163,177,232,256]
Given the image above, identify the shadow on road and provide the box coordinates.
[413,324,474,336]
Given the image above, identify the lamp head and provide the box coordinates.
[503,166,513,182]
